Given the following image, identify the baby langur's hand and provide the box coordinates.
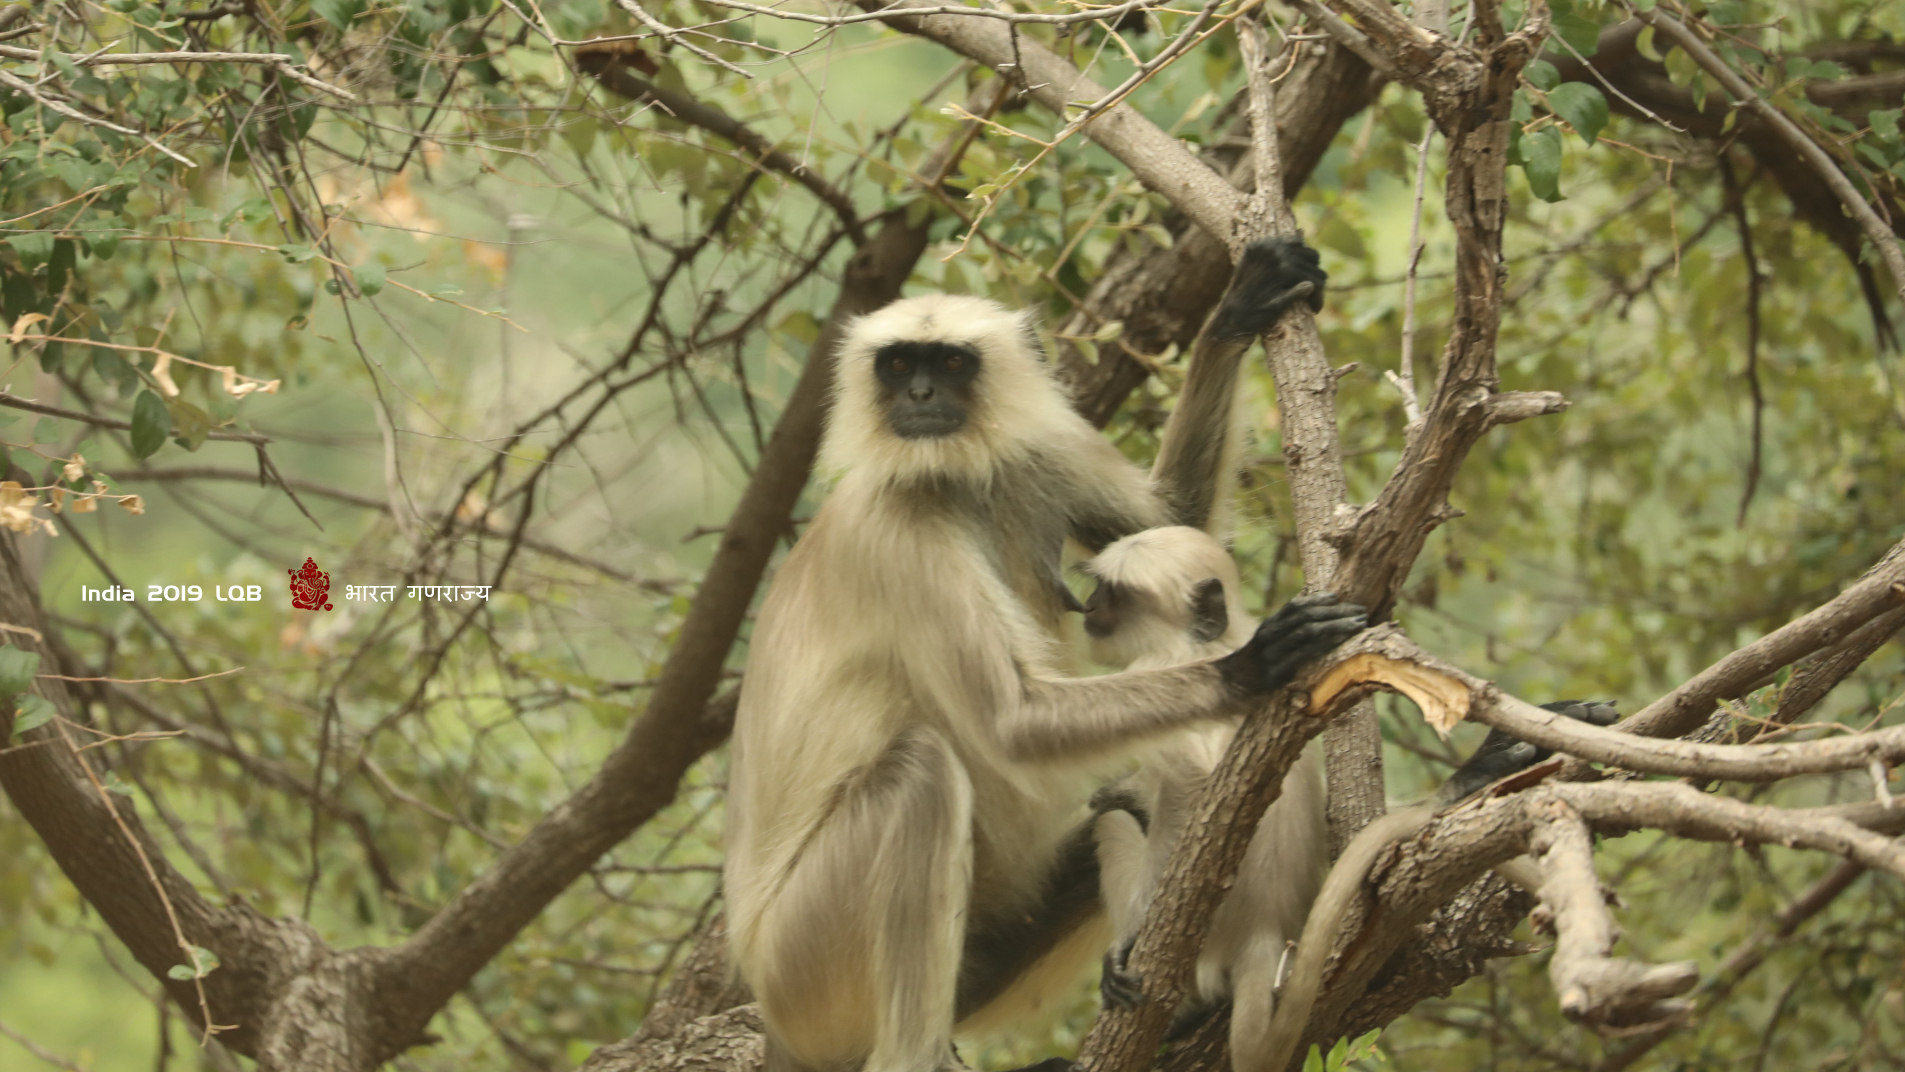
[1215,592,1367,697]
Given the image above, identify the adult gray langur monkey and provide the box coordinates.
[725,237,1362,1072]
[1079,526,1621,1072]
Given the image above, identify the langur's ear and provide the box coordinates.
[1189,578,1229,643]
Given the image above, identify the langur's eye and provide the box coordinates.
[891,358,910,374]
[945,354,963,371]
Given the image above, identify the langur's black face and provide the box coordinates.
[875,341,982,439]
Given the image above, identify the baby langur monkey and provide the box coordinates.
[1082,526,1328,1070]
[1081,527,1620,1072]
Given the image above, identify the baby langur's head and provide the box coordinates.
[1081,526,1252,670]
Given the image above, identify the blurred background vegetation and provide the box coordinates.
[0,0,1900,1069]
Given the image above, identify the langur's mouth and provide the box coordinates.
[888,410,967,439]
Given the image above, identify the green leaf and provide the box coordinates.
[1521,125,1566,202]
[48,51,83,83]
[220,196,275,231]
[167,945,221,979]
[0,647,41,695]
[7,231,55,267]
[1871,108,1901,139]
[102,770,135,795]
[353,262,386,297]
[275,244,318,264]
[12,694,54,737]
[33,417,60,445]
[1551,11,1600,58]
[1547,82,1609,145]
[167,399,212,452]
[1524,60,1560,91]
[310,0,368,30]
[130,389,171,458]
[93,351,137,396]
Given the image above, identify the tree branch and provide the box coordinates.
[1527,797,1698,1030]
[863,0,1245,242]
[1608,537,1905,744]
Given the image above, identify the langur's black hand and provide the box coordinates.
[1100,943,1144,1010]
[1216,592,1367,697]
[1207,236,1329,340]
[1438,699,1622,803]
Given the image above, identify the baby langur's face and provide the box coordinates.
[1081,526,1243,669]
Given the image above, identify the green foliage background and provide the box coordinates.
[0,0,1900,1069]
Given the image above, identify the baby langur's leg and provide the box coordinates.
[1092,805,1151,1010]
[755,726,974,1072]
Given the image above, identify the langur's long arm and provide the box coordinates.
[1151,237,1327,533]
[998,595,1365,763]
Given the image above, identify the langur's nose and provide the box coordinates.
[909,374,935,402]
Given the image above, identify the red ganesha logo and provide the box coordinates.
[287,557,334,611]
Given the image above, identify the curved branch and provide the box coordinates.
[863,0,1244,241]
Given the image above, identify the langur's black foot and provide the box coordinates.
[1207,236,1328,340]
[1216,592,1367,697]
[1165,997,1227,1041]
[1090,782,1151,833]
[1100,946,1145,1010]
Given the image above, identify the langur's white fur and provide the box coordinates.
[729,297,1278,1072]
[1085,527,1327,1072]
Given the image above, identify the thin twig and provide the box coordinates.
[0,1019,88,1072]
[694,0,1159,28]
[612,0,752,78]
[1721,157,1764,527]
[1395,120,1433,429]
[0,67,193,165]
[38,667,244,685]
[0,43,355,99]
